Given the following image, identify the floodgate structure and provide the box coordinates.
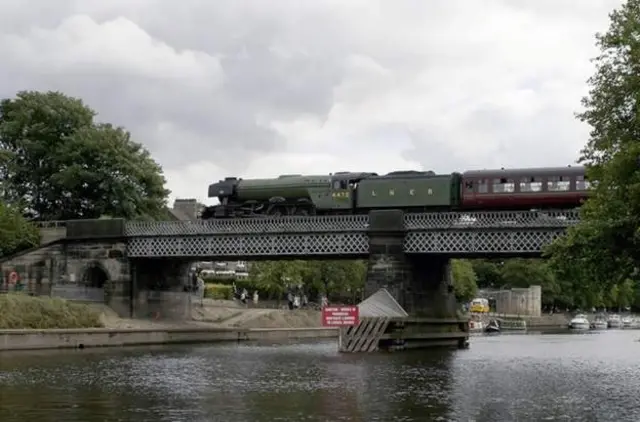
[0,208,579,350]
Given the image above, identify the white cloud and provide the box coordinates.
[0,0,625,205]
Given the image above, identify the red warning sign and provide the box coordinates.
[321,306,359,327]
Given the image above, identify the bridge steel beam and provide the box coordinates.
[123,209,578,258]
[404,209,577,255]
[125,215,370,258]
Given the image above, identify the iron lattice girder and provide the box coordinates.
[404,209,580,230]
[126,230,569,258]
[124,209,579,237]
[126,233,370,258]
[124,215,369,236]
[404,229,566,254]
[123,209,579,257]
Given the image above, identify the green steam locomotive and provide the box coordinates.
[202,170,459,218]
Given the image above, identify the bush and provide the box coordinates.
[204,283,234,300]
[0,293,104,329]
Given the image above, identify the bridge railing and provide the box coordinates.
[405,209,580,230]
[125,215,370,236]
[33,220,68,228]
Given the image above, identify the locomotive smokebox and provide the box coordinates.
[208,178,237,199]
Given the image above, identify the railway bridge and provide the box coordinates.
[2,209,578,320]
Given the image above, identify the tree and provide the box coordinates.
[249,260,367,302]
[547,0,640,294]
[450,259,478,302]
[0,91,170,220]
[0,201,40,257]
[470,260,504,288]
[250,260,305,299]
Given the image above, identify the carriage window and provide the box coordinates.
[519,176,542,192]
[464,181,474,192]
[492,177,514,193]
[547,175,570,191]
[477,179,488,193]
[576,175,591,190]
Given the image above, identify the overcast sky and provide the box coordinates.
[0,0,622,204]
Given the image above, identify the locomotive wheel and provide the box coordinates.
[266,204,286,216]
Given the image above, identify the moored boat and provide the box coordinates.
[485,319,500,333]
[622,316,640,328]
[469,320,485,332]
[569,314,590,330]
[591,319,608,330]
[608,314,622,328]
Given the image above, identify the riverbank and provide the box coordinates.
[0,326,338,351]
[0,294,103,329]
[0,295,335,351]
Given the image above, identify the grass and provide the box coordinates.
[0,293,104,329]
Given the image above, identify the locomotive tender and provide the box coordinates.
[202,166,590,219]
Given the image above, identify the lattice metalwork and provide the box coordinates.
[127,233,369,258]
[125,215,369,236]
[404,230,565,254]
[405,209,580,230]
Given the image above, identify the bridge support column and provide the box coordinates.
[342,210,468,352]
[129,259,192,320]
[365,210,457,317]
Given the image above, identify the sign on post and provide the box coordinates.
[322,306,359,327]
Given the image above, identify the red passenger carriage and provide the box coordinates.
[460,166,590,210]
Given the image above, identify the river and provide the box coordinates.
[0,330,639,421]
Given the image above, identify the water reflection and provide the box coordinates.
[1,331,639,421]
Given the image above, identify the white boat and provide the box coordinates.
[569,314,590,330]
[591,319,608,330]
[469,320,485,332]
[622,316,639,328]
[608,314,622,328]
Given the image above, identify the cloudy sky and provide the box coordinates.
[0,0,622,204]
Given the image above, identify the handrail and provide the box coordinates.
[32,221,68,228]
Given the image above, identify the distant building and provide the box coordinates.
[195,261,251,280]
[170,198,205,221]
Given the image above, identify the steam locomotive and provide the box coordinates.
[201,166,590,219]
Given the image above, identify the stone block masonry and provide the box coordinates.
[365,210,458,318]
[0,240,132,316]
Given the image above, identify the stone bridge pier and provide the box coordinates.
[365,210,457,318]
[129,258,192,320]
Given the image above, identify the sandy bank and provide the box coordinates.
[93,301,324,331]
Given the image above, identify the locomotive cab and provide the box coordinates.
[330,172,377,210]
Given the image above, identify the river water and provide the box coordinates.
[1,330,639,421]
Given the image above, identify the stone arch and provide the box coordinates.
[82,261,109,289]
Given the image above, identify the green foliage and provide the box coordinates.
[203,283,234,300]
[546,0,640,308]
[0,90,170,221]
[249,260,367,301]
[0,294,103,329]
[450,259,477,302]
[0,201,40,257]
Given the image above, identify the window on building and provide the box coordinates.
[519,176,542,192]
[492,177,515,193]
[547,175,570,191]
